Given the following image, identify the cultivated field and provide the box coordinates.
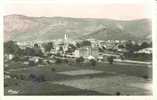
[4,61,152,95]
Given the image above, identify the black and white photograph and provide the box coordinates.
[1,0,156,98]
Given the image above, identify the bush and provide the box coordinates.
[116,91,121,95]
[4,84,8,87]
[89,59,97,66]
[29,74,36,80]
[36,75,46,82]
[55,58,62,64]
[51,68,56,72]
[39,75,46,82]
[63,59,69,63]
[120,55,125,60]
[142,75,149,79]
[4,41,21,55]
[12,56,20,62]
[29,61,36,66]
[20,74,25,80]
[14,75,19,79]
[15,82,18,86]
[107,56,114,64]
[76,56,84,63]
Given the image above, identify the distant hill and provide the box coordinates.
[4,14,152,42]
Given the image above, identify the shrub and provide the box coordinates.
[15,83,18,86]
[20,74,25,80]
[29,74,36,80]
[107,56,114,64]
[36,75,46,82]
[51,68,56,72]
[142,75,149,79]
[76,56,84,63]
[4,84,8,87]
[55,58,62,64]
[63,59,69,63]
[29,61,36,66]
[39,75,46,82]
[89,59,97,66]
[14,75,19,79]
[116,91,121,95]
[12,56,19,62]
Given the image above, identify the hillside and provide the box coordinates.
[4,14,152,42]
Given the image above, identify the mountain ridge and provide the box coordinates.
[4,14,152,42]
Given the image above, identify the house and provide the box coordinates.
[135,48,152,54]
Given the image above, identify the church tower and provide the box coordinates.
[64,33,68,42]
[63,33,69,53]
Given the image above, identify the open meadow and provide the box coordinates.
[4,60,152,95]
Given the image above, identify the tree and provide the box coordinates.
[89,59,97,66]
[51,68,56,72]
[125,40,134,53]
[118,44,125,49]
[132,43,140,51]
[42,42,54,52]
[76,56,84,63]
[80,40,91,47]
[116,92,121,95]
[140,42,150,49]
[55,58,62,64]
[33,43,43,57]
[24,47,35,56]
[76,42,81,48]
[102,46,106,50]
[28,60,36,66]
[59,46,63,52]
[20,74,25,80]
[38,75,46,82]
[29,74,36,80]
[149,42,152,47]
[16,49,25,56]
[107,56,114,64]
[66,44,76,53]
[98,47,104,52]
[4,41,20,55]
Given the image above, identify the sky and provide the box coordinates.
[4,1,152,20]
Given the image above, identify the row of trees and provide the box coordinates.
[4,41,53,57]
[4,41,21,56]
[4,40,92,55]
[5,40,151,55]
[119,40,152,53]
[76,56,113,65]
[97,40,152,54]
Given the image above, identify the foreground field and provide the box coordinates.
[4,61,152,95]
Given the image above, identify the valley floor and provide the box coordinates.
[4,61,152,95]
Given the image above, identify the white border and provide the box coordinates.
[3,0,154,4]
[0,0,157,100]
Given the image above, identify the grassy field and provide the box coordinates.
[4,61,152,95]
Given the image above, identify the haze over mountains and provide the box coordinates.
[4,14,152,42]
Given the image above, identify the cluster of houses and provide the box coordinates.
[4,33,152,65]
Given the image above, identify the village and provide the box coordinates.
[4,34,152,95]
[5,33,152,62]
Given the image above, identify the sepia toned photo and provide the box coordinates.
[3,1,153,96]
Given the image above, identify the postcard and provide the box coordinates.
[0,0,156,100]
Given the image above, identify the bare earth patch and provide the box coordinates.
[53,75,152,95]
[57,69,104,76]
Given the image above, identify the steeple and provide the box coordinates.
[64,33,68,42]
[63,33,69,53]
